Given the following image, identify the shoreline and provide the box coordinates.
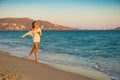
[0,51,94,80]
[0,51,111,80]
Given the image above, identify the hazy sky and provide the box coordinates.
[0,0,120,29]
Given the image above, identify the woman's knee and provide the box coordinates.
[34,42,39,50]
[36,48,38,51]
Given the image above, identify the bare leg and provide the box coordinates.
[34,42,39,63]
[29,45,35,59]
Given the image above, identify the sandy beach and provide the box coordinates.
[0,51,93,80]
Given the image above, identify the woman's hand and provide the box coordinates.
[19,36,23,38]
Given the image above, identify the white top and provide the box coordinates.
[22,27,42,42]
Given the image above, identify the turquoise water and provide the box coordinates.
[0,30,120,80]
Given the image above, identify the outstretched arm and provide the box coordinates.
[19,27,40,38]
[19,31,33,38]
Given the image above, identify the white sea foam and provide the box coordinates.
[41,61,111,80]
[38,51,112,80]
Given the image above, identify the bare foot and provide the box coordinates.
[35,59,39,63]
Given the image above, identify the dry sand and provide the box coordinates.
[0,65,27,80]
[0,51,93,80]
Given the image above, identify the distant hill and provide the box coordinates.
[114,27,120,30]
[0,18,78,30]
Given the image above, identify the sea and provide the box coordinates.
[0,30,120,80]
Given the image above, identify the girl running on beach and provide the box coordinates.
[19,21,42,63]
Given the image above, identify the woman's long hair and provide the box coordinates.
[32,21,37,29]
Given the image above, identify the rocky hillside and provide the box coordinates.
[0,18,78,30]
[114,27,120,30]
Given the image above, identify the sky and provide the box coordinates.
[0,0,120,29]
